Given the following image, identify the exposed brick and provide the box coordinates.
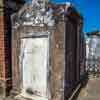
[0,13,11,80]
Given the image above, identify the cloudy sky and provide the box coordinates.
[25,0,100,33]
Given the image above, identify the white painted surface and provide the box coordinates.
[20,37,49,100]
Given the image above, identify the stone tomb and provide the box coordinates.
[11,2,83,100]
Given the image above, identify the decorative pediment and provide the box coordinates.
[12,0,72,29]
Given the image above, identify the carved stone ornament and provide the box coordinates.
[12,0,72,29]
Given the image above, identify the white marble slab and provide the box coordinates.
[20,37,49,100]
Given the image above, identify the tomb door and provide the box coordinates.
[20,35,50,100]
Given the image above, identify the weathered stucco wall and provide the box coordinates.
[52,22,65,100]
[11,2,83,100]
[12,20,65,100]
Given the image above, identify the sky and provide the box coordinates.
[25,0,100,34]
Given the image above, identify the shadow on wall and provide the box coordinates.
[72,72,89,100]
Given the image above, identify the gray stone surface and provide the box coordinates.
[77,78,100,100]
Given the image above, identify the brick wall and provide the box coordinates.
[0,12,11,78]
[0,0,24,97]
[0,7,12,97]
[0,15,6,79]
